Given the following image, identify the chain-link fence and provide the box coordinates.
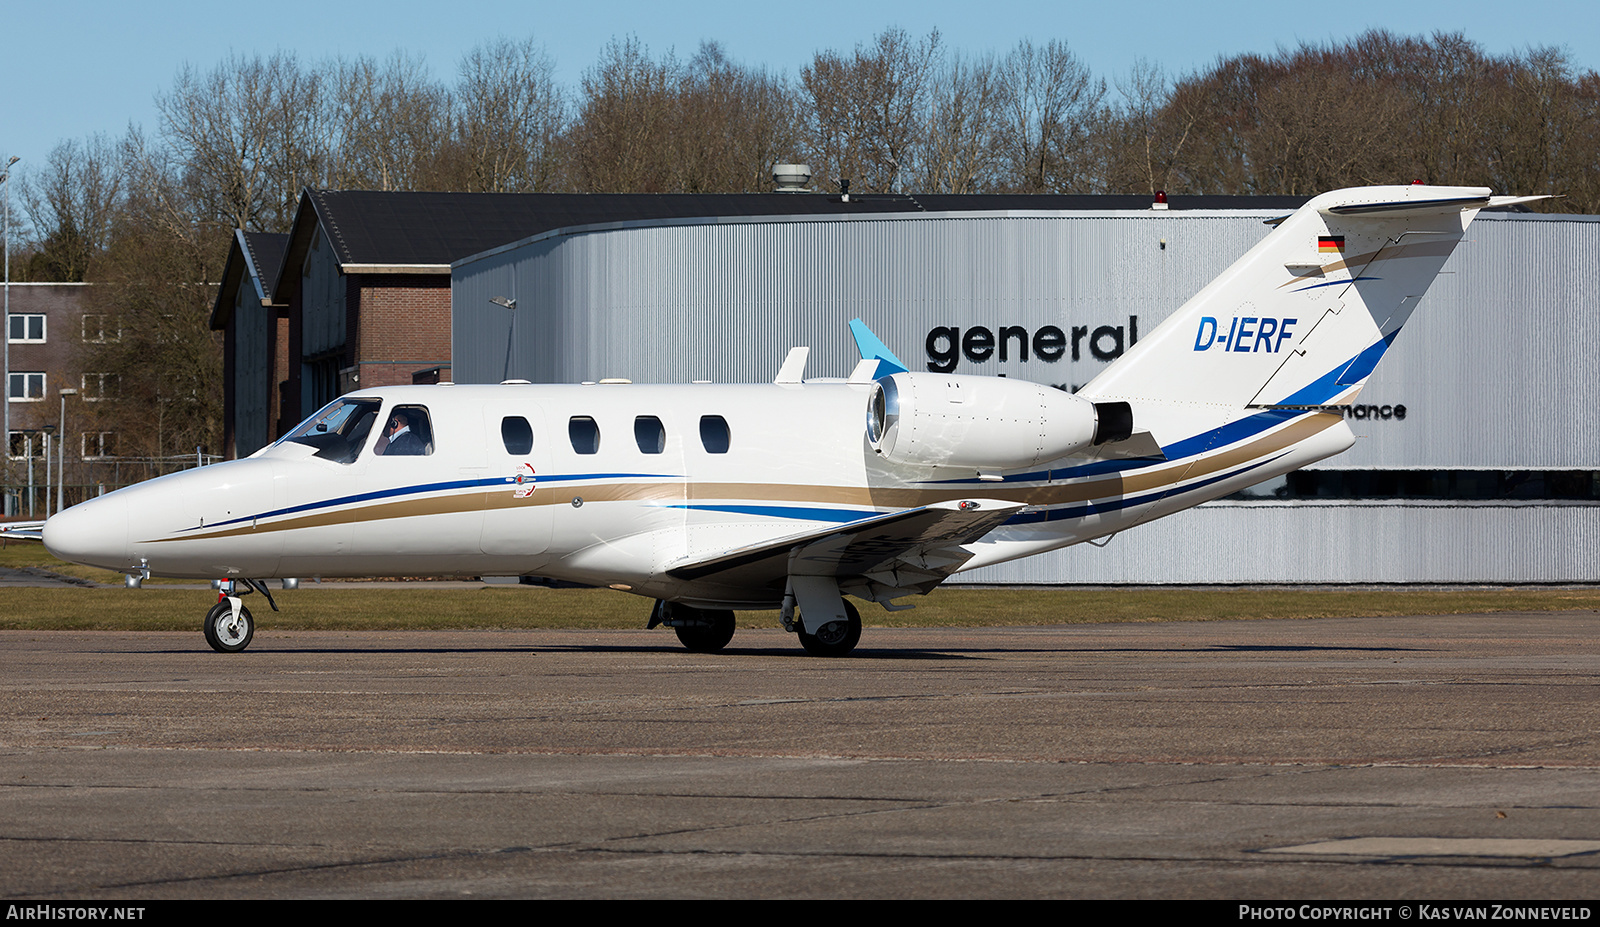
[3,453,223,518]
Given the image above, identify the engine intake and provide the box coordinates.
[867,373,1119,471]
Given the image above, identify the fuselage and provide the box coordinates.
[43,378,1352,607]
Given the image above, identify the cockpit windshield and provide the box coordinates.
[278,398,383,464]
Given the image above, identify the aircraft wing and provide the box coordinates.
[0,520,46,541]
[665,499,1023,595]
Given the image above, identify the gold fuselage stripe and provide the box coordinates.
[149,413,1342,544]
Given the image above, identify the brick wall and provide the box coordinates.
[352,274,451,389]
[6,283,92,438]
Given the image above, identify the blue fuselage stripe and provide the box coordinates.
[662,504,878,523]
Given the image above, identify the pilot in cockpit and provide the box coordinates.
[377,410,427,455]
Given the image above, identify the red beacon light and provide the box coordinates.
[1152,190,1169,210]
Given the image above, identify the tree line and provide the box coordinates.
[5,28,1595,459]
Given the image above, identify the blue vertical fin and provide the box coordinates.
[848,319,909,378]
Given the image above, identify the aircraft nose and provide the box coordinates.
[43,494,130,572]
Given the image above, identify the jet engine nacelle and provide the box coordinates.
[866,373,1128,471]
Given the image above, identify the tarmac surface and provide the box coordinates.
[2,613,1598,899]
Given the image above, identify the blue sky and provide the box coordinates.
[2,0,1596,201]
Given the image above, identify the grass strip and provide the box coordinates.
[2,585,1597,632]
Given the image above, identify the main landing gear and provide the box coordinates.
[649,586,865,658]
[797,600,861,657]
[203,579,279,653]
[649,601,737,653]
[780,575,863,657]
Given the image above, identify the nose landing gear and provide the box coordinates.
[204,579,278,653]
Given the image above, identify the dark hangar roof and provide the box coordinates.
[209,230,290,330]
[273,188,1312,303]
[310,189,1311,267]
[242,230,288,298]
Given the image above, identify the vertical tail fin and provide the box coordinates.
[1079,185,1512,411]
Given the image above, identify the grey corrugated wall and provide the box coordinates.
[452,209,1600,583]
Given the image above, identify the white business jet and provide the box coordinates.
[38,184,1541,655]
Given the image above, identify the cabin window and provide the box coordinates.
[634,416,665,454]
[501,416,533,455]
[280,397,382,464]
[569,416,600,454]
[699,415,730,454]
[376,405,433,456]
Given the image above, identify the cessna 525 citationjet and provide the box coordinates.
[37,184,1541,655]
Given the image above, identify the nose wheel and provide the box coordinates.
[202,578,278,653]
[203,600,254,652]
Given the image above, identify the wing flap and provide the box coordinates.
[665,499,1023,588]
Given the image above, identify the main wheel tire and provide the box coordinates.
[674,607,736,653]
[203,601,254,653]
[798,600,861,657]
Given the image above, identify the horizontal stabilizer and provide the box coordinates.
[666,499,1022,588]
[1488,194,1556,210]
[0,520,45,541]
[1323,195,1489,216]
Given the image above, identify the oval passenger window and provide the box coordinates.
[569,416,601,454]
[699,415,730,454]
[501,416,533,455]
[634,416,665,454]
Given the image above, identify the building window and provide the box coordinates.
[634,416,665,454]
[8,313,44,343]
[7,372,44,401]
[8,432,45,460]
[81,432,115,459]
[81,314,119,343]
[699,415,731,454]
[81,373,118,401]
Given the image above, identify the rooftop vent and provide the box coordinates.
[773,163,812,192]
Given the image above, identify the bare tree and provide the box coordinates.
[996,39,1106,193]
[1100,60,1200,195]
[447,36,567,192]
[1557,68,1600,213]
[801,28,943,193]
[21,135,123,281]
[913,52,1007,193]
[328,53,453,191]
[565,37,681,192]
[1248,58,1408,194]
[157,52,331,232]
[77,127,227,458]
[672,42,802,193]
[1485,46,1573,199]
[567,39,804,194]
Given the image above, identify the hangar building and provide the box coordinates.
[449,201,1600,585]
